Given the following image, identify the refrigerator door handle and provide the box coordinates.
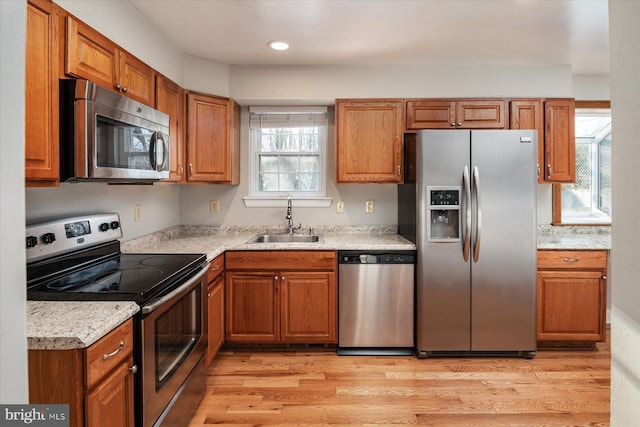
[472,166,481,262]
[463,166,471,262]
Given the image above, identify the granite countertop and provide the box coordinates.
[120,225,417,260]
[28,301,139,350]
[536,225,611,250]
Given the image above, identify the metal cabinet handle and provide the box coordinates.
[122,87,128,93]
[563,257,580,263]
[450,122,456,127]
[189,163,194,178]
[116,84,121,91]
[397,164,401,177]
[457,122,462,127]
[603,275,608,280]
[129,365,138,374]
[179,163,184,176]
[103,340,125,361]
[274,276,278,280]
[211,265,220,271]
[547,164,552,179]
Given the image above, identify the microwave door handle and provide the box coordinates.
[155,132,168,171]
[149,132,158,171]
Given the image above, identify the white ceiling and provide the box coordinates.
[130,0,610,75]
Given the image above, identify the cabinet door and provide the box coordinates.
[510,99,544,182]
[544,99,575,182]
[406,100,455,129]
[25,0,60,185]
[65,16,119,91]
[456,99,506,128]
[187,93,239,183]
[537,270,606,341]
[85,360,135,427]
[119,51,155,105]
[156,75,185,182]
[225,272,278,342]
[207,274,225,365]
[336,99,404,183]
[280,271,337,343]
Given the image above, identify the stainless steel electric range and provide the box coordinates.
[26,213,208,427]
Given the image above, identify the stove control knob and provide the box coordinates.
[41,232,56,245]
[99,223,110,232]
[26,235,38,249]
[110,221,120,230]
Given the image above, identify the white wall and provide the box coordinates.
[0,0,28,404]
[609,1,640,425]
[573,74,611,100]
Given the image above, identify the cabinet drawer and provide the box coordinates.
[208,253,225,283]
[537,250,607,270]
[85,319,133,389]
[226,251,336,271]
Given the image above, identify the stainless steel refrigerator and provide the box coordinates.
[398,129,537,358]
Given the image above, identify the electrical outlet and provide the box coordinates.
[134,204,142,222]
[365,200,375,213]
[336,200,344,213]
[210,200,219,214]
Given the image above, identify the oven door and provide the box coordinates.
[77,98,170,181]
[140,264,207,427]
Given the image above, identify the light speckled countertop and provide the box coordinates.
[28,301,139,350]
[120,225,417,260]
[537,225,611,250]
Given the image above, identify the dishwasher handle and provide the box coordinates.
[338,251,416,264]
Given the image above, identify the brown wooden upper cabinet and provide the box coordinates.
[406,99,506,130]
[65,16,156,106]
[335,99,404,183]
[25,0,60,187]
[510,98,575,183]
[155,75,185,182]
[186,91,240,184]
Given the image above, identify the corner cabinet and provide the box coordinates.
[406,99,506,129]
[510,98,575,183]
[65,15,156,105]
[335,99,404,183]
[25,0,60,186]
[225,251,337,344]
[186,92,240,184]
[28,319,136,427]
[537,250,608,344]
[206,254,225,366]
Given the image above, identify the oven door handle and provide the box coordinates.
[141,263,208,315]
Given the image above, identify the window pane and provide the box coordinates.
[297,173,319,191]
[299,155,319,172]
[279,173,296,191]
[259,155,278,173]
[278,156,298,174]
[562,143,592,215]
[599,134,612,215]
[259,173,279,191]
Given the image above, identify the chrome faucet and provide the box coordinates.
[286,198,301,235]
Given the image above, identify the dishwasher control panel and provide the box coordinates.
[339,251,416,264]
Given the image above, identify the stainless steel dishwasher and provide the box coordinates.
[338,250,416,355]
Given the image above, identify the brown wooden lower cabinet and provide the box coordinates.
[28,319,135,427]
[225,251,337,344]
[537,250,608,344]
[206,254,225,365]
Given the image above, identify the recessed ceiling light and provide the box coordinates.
[268,40,289,51]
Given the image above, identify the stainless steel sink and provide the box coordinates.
[247,234,324,243]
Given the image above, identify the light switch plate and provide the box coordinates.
[336,200,344,213]
[134,204,142,222]
[210,200,219,214]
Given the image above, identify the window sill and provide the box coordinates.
[242,196,333,208]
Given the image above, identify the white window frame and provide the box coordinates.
[560,108,612,224]
[243,106,332,208]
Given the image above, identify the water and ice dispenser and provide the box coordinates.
[426,187,460,241]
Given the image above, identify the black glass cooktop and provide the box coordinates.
[27,250,206,304]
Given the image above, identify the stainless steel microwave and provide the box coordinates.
[60,79,170,182]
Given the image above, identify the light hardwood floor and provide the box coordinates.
[189,338,610,426]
